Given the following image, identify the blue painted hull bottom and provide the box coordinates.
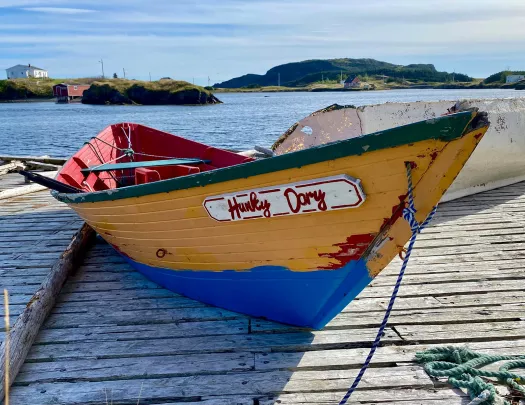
[122,256,372,329]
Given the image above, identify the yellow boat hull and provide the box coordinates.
[55,111,488,328]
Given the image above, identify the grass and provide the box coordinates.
[214,77,494,93]
[0,78,54,99]
[216,82,371,92]
[214,85,301,93]
[0,76,508,100]
[0,78,211,101]
[0,77,99,100]
[82,78,217,105]
[90,78,211,95]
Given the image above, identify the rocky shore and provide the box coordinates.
[81,80,221,105]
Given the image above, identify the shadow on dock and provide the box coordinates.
[5,181,525,404]
[432,183,525,226]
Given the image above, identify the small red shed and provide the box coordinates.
[52,83,90,103]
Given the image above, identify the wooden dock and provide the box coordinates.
[1,172,524,404]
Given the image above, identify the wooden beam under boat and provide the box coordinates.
[0,161,24,176]
[0,223,95,402]
[0,155,67,165]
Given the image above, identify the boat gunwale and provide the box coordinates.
[53,111,474,204]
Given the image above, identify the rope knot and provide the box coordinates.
[402,162,438,234]
[402,205,419,233]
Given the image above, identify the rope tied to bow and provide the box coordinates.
[338,162,438,404]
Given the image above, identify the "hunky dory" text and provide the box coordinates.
[226,189,328,219]
[227,192,272,219]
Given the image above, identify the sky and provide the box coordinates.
[1,0,525,85]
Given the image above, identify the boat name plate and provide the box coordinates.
[203,174,366,222]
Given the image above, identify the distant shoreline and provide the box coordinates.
[214,85,516,94]
[0,87,520,104]
[0,98,54,103]
[0,78,219,105]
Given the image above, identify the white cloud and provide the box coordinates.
[22,7,95,14]
[0,0,76,6]
[96,0,525,26]
[1,0,524,81]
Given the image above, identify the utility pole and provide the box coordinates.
[123,68,126,79]
[99,59,105,78]
[340,70,342,83]
[278,73,280,87]
[149,72,151,82]
[322,73,324,83]
[208,76,210,87]
[193,77,195,85]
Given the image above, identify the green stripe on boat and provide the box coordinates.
[54,111,474,204]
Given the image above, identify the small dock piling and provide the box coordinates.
[1,172,524,404]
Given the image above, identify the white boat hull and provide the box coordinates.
[273,98,525,202]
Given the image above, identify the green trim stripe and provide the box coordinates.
[55,111,474,204]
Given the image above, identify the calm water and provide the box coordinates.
[0,89,523,157]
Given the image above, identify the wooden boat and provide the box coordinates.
[273,98,525,202]
[45,111,488,329]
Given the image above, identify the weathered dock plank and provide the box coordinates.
[0,224,94,400]
[0,178,83,333]
[0,175,90,401]
[0,173,27,192]
[2,177,525,404]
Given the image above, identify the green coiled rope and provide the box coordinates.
[416,346,525,404]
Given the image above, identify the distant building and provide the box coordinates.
[52,83,90,103]
[344,75,360,89]
[6,64,48,79]
[506,75,525,84]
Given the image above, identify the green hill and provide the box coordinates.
[0,78,56,100]
[0,78,221,104]
[214,58,472,88]
[0,78,101,101]
[483,70,525,84]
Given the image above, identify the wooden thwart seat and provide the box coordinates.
[80,158,209,174]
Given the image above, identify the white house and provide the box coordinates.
[5,64,48,79]
[506,74,525,84]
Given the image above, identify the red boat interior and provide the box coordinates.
[56,123,253,192]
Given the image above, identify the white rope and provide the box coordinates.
[82,180,94,192]
[132,152,186,160]
[92,136,127,152]
[88,153,128,171]
[467,390,491,405]
[121,124,133,152]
